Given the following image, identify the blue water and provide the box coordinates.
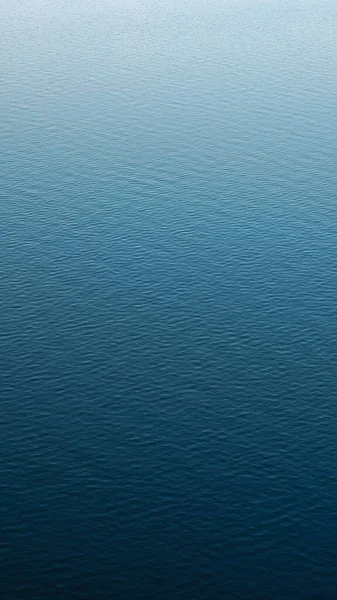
[2,0,337,597]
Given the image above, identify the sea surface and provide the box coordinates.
[1,1,337,598]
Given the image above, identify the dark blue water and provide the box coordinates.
[2,0,337,597]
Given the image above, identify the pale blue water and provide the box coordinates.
[2,0,337,598]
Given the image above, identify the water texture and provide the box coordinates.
[1,1,337,598]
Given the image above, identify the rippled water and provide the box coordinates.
[2,1,337,598]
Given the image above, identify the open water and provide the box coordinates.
[2,1,337,598]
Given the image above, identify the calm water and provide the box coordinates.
[2,1,337,598]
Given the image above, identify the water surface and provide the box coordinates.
[2,1,337,598]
